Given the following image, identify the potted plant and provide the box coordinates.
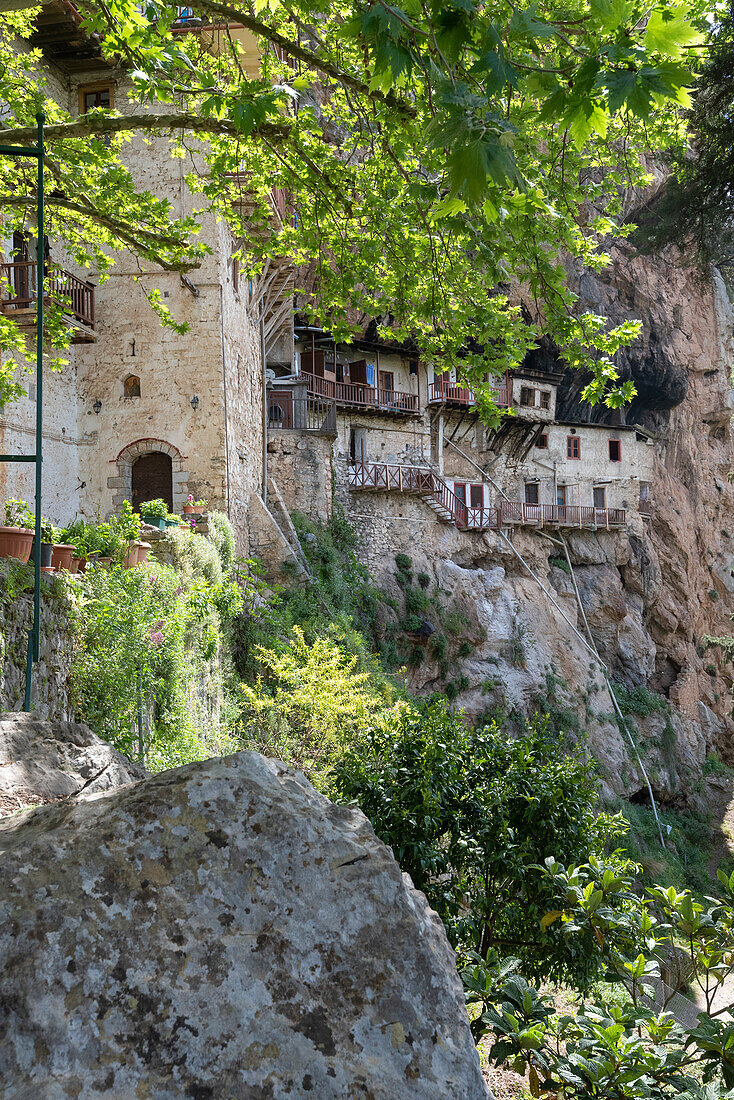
[182,495,206,516]
[139,499,169,530]
[29,517,55,571]
[51,525,77,576]
[1,499,34,562]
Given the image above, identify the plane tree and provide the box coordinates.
[0,0,705,407]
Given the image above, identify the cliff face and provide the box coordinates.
[341,244,734,807]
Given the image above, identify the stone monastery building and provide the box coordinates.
[0,5,655,566]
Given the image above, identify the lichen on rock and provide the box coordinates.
[0,750,488,1099]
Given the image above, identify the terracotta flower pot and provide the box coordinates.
[51,544,76,572]
[136,541,151,564]
[183,504,194,515]
[97,556,111,568]
[122,544,137,569]
[78,557,87,573]
[0,527,34,563]
[70,556,80,574]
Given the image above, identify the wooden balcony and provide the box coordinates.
[639,498,653,517]
[302,372,418,415]
[0,262,95,342]
[349,460,626,532]
[427,377,510,408]
[268,391,337,435]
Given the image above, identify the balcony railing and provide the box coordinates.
[349,460,626,531]
[0,261,95,331]
[639,498,653,517]
[268,391,336,434]
[501,502,626,528]
[427,378,510,408]
[302,371,418,414]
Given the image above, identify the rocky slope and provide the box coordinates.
[355,243,734,810]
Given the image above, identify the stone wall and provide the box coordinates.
[0,565,76,720]
[266,431,333,525]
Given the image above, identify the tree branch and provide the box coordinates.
[186,0,416,118]
[0,111,291,145]
[0,196,201,271]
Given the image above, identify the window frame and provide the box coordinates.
[524,481,540,505]
[78,83,114,115]
[520,385,535,407]
[593,485,606,509]
[539,390,551,410]
[608,438,622,462]
[535,433,549,449]
[567,435,581,460]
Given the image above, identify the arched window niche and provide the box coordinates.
[124,374,141,399]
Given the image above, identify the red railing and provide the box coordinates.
[349,461,626,530]
[0,261,95,330]
[302,371,418,413]
[428,380,476,406]
[428,377,510,408]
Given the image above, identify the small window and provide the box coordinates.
[609,439,621,462]
[124,374,141,399]
[520,386,535,407]
[567,435,581,460]
[539,390,551,410]
[593,486,606,509]
[524,482,539,505]
[79,84,113,114]
[470,484,483,508]
[639,481,650,502]
[535,433,548,449]
[557,485,567,507]
[232,255,240,294]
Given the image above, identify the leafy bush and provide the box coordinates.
[70,560,242,765]
[332,700,617,986]
[206,510,235,573]
[469,863,734,1099]
[139,498,169,518]
[162,526,223,586]
[239,626,404,788]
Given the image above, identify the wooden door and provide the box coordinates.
[454,482,468,526]
[132,452,173,512]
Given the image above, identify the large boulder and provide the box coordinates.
[0,751,488,1099]
[0,712,146,816]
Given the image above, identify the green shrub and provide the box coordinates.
[332,701,615,986]
[206,510,235,573]
[70,560,241,764]
[163,526,223,586]
[139,498,169,518]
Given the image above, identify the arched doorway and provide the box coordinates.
[132,452,173,511]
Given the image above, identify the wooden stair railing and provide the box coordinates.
[349,460,627,532]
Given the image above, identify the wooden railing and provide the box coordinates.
[349,461,626,531]
[0,262,95,330]
[639,498,653,517]
[302,371,418,414]
[428,378,510,408]
[499,502,626,527]
[268,391,336,434]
